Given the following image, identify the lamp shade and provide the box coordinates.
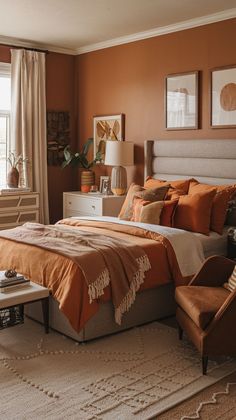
[104,141,134,167]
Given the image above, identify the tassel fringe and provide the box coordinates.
[88,268,110,303]
[115,255,151,325]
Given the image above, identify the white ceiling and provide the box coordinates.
[0,0,235,55]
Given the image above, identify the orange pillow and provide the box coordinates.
[145,177,190,194]
[189,179,236,234]
[174,190,217,235]
[118,183,169,220]
[160,199,179,227]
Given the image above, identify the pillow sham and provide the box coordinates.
[174,189,217,235]
[144,177,191,194]
[224,266,236,292]
[131,197,178,227]
[132,199,164,224]
[189,179,236,234]
[118,182,169,220]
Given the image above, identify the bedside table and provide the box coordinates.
[63,192,125,218]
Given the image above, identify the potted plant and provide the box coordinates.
[62,138,101,192]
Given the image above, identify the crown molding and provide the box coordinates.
[76,7,236,55]
[0,35,77,55]
[0,8,236,57]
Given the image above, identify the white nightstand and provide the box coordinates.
[63,192,125,218]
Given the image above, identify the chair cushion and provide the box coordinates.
[175,286,230,330]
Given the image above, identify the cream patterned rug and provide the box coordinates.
[0,319,236,420]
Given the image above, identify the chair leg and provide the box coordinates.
[202,356,208,375]
[178,324,183,340]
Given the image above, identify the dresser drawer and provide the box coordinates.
[0,210,39,229]
[0,194,39,211]
[65,195,102,216]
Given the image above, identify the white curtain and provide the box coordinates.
[11,49,49,224]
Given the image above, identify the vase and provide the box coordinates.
[7,167,19,188]
[81,170,95,193]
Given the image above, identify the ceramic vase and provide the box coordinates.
[7,167,19,188]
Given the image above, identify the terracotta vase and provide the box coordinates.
[81,170,95,193]
[7,167,19,188]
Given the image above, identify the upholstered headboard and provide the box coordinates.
[144,139,236,225]
[144,139,236,186]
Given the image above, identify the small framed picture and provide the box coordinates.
[93,114,125,162]
[165,71,199,130]
[210,65,236,128]
[99,176,111,194]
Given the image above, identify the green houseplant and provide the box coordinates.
[62,138,101,192]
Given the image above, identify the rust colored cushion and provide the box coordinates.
[160,199,179,227]
[174,189,216,235]
[145,177,191,194]
[118,183,169,220]
[175,285,230,329]
[189,179,236,234]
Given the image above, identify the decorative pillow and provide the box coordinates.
[160,199,179,227]
[189,179,236,234]
[145,177,191,194]
[132,197,164,224]
[224,266,236,292]
[174,189,217,235]
[118,183,169,220]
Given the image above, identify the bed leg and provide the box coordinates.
[178,324,183,340]
[41,297,49,334]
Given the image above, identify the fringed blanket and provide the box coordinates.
[0,223,151,324]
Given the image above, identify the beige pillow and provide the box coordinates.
[138,201,164,224]
[224,266,236,292]
[118,183,169,220]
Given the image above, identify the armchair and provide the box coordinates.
[175,255,236,375]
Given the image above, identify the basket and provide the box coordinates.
[0,306,24,330]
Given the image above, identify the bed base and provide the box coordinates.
[25,283,176,342]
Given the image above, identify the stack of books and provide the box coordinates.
[0,271,30,293]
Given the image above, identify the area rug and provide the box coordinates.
[0,319,236,420]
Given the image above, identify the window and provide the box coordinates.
[0,63,11,187]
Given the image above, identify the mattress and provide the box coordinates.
[194,226,229,258]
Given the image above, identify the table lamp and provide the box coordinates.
[104,141,134,195]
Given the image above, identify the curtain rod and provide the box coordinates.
[0,43,49,54]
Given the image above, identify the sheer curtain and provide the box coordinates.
[11,49,49,224]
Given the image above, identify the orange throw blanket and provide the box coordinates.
[0,222,151,324]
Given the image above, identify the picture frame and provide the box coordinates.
[165,71,199,130]
[99,176,111,194]
[210,65,236,128]
[93,114,125,162]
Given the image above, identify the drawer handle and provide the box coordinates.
[68,201,72,205]
[92,205,95,210]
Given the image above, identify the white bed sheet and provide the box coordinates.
[194,226,229,258]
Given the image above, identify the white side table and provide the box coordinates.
[0,282,49,333]
[63,191,125,218]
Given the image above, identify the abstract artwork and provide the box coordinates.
[211,65,236,128]
[93,114,125,162]
[47,111,70,165]
[165,71,199,130]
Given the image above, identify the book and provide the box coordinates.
[0,282,31,293]
[0,278,29,288]
[0,187,31,195]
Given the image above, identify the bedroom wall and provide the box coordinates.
[0,46,76,223]
[76,18,236,186]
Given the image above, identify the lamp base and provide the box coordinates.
[111,166,127,196]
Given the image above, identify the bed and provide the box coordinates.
[3,139,236,341]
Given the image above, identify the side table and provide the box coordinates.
[0,282,49,332]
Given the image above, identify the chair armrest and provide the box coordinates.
[190,255,235,287]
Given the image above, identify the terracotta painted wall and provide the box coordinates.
[77,18,236,186]
[0,46,76,223]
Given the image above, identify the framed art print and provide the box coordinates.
[165,71,199,130]
[211,65,236,128]
[93,114,125,162]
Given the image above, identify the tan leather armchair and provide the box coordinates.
[175,255,236,375]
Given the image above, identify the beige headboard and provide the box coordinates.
[144,139,236,225]
[145,139,236,186]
